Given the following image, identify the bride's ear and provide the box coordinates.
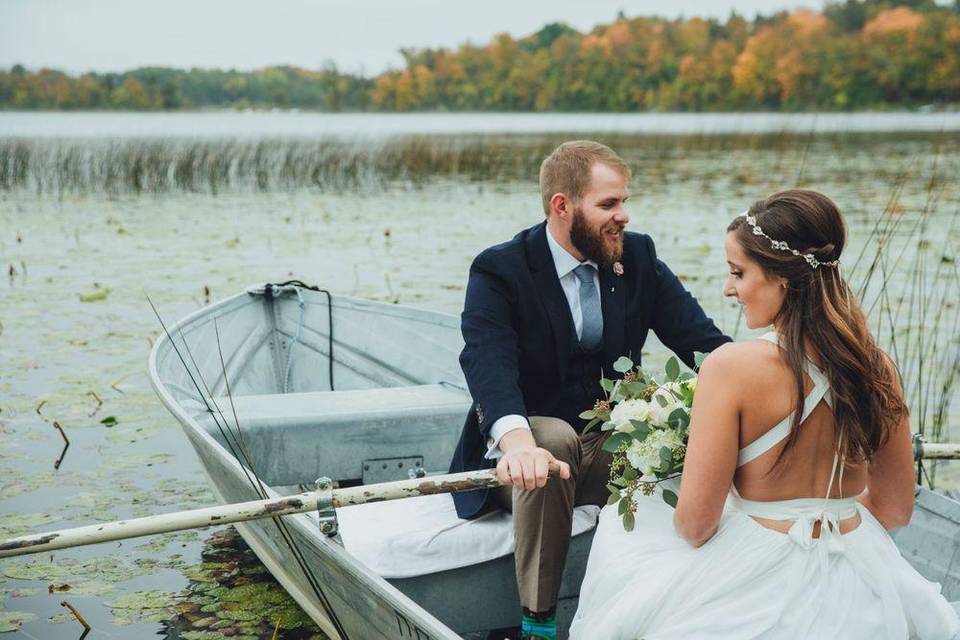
[778,278,788,290]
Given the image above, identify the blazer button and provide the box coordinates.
[476,405,484,423]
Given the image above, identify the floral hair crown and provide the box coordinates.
[740,212,840,270]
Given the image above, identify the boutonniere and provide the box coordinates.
[613,262,624,276]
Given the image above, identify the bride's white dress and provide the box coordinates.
[569,332,960,639]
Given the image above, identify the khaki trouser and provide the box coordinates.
[493,416,613,613]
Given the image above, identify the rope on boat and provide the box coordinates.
[278,285,306,393]
[147,296,352,640]
[264,280,335,391]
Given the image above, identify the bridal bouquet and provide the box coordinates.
[580,353,705,531]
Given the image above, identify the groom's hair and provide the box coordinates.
[539,141,630,216]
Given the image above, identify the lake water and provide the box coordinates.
[3,111,960,139]
[1,111,958,638]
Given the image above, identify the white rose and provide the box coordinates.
[650,399,680,427]
[609,398,653,430]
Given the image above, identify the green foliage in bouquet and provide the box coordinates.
[580,352,707,531]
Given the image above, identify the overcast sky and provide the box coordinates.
[2,0,830,76]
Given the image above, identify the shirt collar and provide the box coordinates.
[545,224,598,279]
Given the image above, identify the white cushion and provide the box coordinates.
[335,494,600,578]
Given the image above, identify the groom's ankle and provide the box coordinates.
[521,607,557,640]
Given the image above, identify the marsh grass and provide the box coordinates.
[0,132,940,197]
[846,145,960,486]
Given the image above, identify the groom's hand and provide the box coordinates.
[496,429,571,490]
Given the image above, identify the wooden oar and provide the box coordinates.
[0,465,562,559]
[4,442,956,559]
[916,442,960,460]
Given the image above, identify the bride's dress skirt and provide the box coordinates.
[569,493,959,639]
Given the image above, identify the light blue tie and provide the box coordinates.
[573,264,603,349]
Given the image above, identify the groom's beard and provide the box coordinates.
[570,207,624,268]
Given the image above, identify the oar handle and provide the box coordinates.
[0,464,567,558]
[915,442,960,460]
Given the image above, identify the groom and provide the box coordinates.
[448,140,730,639]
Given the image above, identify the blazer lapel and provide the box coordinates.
[526,224,574,380]
[599,264,626,372]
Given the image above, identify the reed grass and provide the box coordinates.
[845,141,960,487]
[0,132,934,196]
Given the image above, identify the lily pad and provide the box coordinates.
[79,288,109,302]
[0,610,35,633]
[0,511,59,537]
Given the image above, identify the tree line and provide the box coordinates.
[3,0,959,112]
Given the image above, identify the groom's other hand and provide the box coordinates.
[496,428,572,490]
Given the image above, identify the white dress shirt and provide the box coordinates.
[484,226,602,459]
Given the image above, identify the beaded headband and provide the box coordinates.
[740,212,840,270]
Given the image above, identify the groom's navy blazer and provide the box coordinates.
[449,222,731,519]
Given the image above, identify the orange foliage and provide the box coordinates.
[605,22,632,48]
[787,9,829,36]
[864,7,925,39]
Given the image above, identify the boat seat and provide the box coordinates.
[335,493,599,579]
[197,384,471,487]
[331,494,600,635]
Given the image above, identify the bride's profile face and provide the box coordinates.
[723,232,786,329]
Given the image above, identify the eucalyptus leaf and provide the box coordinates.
[665,356,680,381]
[655,394,669,408]
[578,409,597,420]
[662,489,679,508]
[668,408,689,429]
[602,432,632,453]
[618,497,629,516]
[583,417,601,433]
[660,446,674,467]
[622,467,638,482]
[613,356,634,373]
[607,492,621,506]
[621,381,645,396]
[623,511,635,532]
[629,420,651,440]
[600,378,616,393]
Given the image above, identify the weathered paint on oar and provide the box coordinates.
[917,443,960,460]
[0,464,562,559]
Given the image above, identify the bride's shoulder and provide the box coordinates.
[698,338,781,380]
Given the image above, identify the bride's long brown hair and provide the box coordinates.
[727,189,907,469]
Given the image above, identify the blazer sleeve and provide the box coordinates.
[645,235,731,370]
[459,250,528,439]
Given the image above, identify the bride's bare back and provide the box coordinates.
[733,337,867,502]
[675,336,914,546]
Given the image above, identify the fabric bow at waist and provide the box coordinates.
[731,495,859,578]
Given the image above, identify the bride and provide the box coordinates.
[569,190,960,639]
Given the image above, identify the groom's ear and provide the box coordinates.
[550,192,571,218]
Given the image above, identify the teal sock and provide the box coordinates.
[521,608,557,640]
